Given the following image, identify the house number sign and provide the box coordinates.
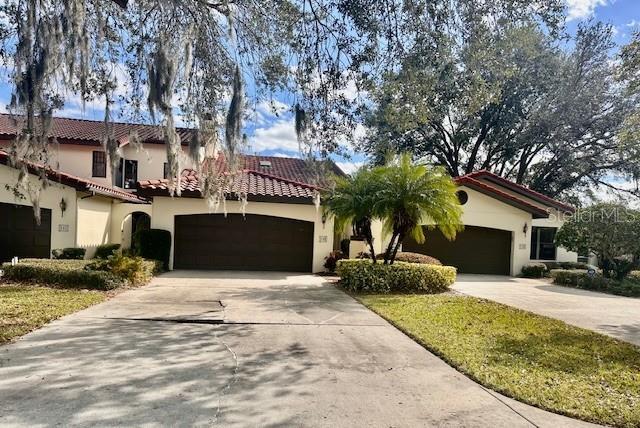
[58,224,69,232]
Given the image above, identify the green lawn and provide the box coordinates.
[0,284,106,345]
[358,294,640,428]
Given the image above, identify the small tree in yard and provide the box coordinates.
[323,168,382,262]
[555,203,640,280]
[377,153,463,264]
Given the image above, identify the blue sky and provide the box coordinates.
[0,0,638,174]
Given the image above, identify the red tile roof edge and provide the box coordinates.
[0,113,194,146]
[244,169,322,191]
[455,175,550,217]
[0,150,148,204]
[137,168,321,199]
[461,170,575,213]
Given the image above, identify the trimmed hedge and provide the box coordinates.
[543,261,590,271]
[52,247,86,260]
[521,262,547,278]
[2,261,122,290]
[87,254,162,286]
[375,252,442,265]
[134,229,171,269]
[94,244,121,259]
[550,269,640,297]
[628,271,640,282]
[336,259,456,293]
[1,256,163,291]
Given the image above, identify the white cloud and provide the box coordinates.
[627,19,640,28]
[269,152,300,158]
[249,118,299,152]
[335,160,364,175]
[566,0,609,21]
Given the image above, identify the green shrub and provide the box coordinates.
[87,254,161,286]
[52,248,86,260]
[627,270,640,282]
[134,229,171,269]
[543,261,590,270]
[324,250,345,272]
[521,262,547,278]
[550,269,640,297]
[375,252,442,265]
[2,261,122,290]
[94,244,121,259]
[336,259,456,293]
[16,259,91,270]
[339,239,350,255]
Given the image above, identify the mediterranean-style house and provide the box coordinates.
[0,114,579,275]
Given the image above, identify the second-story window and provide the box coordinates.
[92,151,107,177]
[116,159,138,189]
[163,162,169,179]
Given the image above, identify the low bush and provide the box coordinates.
[543,261,590,271]
[324,250,345,272]
[14,259,91,270]
[94,244,121,259]
[521,262,547,278]
[336,259,456,293]
[2,256,163,290]
[2,261,122,290]
[87,254,162,286]
[375,252,442,265]
[52,247,86,260]
[339,238,350,255]
[627,270,640,282]
[550,269,640,297]
[134,229,171,269]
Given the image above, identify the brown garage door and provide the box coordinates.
[174,214,314,272]
[403,226,511,275]
[0,203,52,262]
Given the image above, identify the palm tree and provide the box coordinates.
[323,167,382,262]
[377,153,463,264]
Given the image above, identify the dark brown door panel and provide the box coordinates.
[174,214,314,272]
[0,203,52,262]
[403,225,511,275]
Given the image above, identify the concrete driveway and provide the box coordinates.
[453,275,640,346]
[0,271,597,427]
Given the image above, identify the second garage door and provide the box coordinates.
[0,203,52,262]
[403,225,512,275]
[174,214,314,272]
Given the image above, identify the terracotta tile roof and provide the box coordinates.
[0,113,195,146]
[137,154,341,201]
[461,170,575,213]
[455,175,550,218]
[0,150,148,204]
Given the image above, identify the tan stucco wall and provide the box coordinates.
[0,164,78,256]
[0,140,194,188]
[456,186,532,275]
[369,186,532,276]
[110,203,153,249]
[150,197,334,272]
[76,195,113,258]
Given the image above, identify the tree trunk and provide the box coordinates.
[389,232,405,265]
[383,231,399,265]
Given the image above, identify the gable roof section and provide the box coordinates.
[455,175,550,218]
[137,154,339,203]
[0,150,147,204]
[463,170,575,213]
[0,113,195,147]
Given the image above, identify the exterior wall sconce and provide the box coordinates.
[59,197,67,217]
[523,222,528,235]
